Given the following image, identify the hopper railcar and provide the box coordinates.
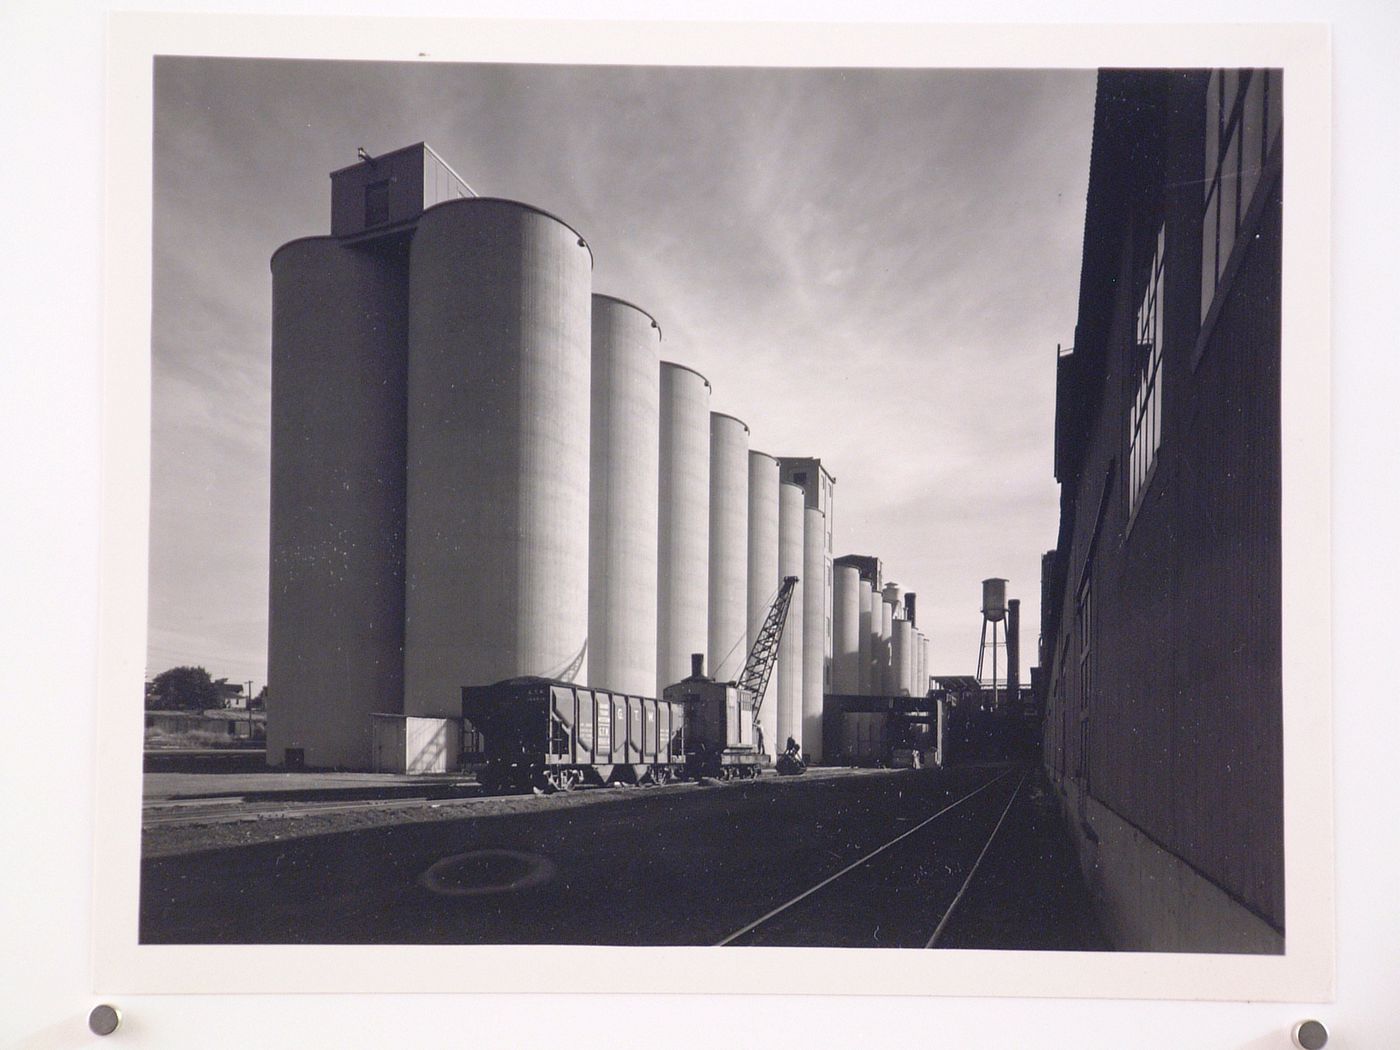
[461,576,798,793]
[462,678,688,792]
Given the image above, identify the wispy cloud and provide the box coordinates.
[149,58,1094,684]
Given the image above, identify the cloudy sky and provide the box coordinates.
[148,56,1096,689]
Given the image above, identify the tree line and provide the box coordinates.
[145,666,266,712]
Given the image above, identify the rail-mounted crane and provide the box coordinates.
[661,575,800,779]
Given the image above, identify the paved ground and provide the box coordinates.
[145,768,472,803]
[140,762,1103,949]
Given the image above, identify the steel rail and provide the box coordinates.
[923,768,1029,949]
[714,767,1015,947]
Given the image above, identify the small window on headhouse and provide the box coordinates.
[793,471,808,485]
[365,180,391,226]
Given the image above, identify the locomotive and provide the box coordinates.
[461,577,798,793]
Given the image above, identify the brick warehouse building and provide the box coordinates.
[1040,69,1283,952]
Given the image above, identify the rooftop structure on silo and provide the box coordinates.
[834,553,882,592]
[329,143,476,241]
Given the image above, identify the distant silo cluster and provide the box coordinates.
[266,143,937,772]
[832,565,861,695]
[833,555,933,701]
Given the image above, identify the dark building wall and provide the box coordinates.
[1043,70,1283,937]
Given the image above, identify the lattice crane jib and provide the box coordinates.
[737,575,799,723]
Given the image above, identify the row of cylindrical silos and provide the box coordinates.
[826,568,931,700]
[270,193,851,769]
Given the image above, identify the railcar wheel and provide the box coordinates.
[544,769,581,792]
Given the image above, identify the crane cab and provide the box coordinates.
[663,655,764,780]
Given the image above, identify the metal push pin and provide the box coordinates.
[1291,1019,1328,1049]
[88,1004,121,1036]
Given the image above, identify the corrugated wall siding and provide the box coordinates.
[1047,73,1283,932]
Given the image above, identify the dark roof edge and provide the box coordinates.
[328,141,427,178]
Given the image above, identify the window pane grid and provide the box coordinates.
[1201,181,1219,322]
[1202,68,1278,326]
[1130,222,1166,513]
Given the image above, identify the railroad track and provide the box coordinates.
[715,765,1030,948]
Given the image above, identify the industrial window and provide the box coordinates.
[1201,69,1281,323]
[792,471,808,485]
[364,179,391,226]
[1128,223,1166,514]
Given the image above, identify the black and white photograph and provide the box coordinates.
[21,2,1400,1045]
[2,11,1343,1025]
[132,50,1292,959]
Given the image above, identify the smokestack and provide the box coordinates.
[1007,599,1021,699]
[691,652,706,679]
[904,592,917,628]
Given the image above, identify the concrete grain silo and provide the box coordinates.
[776,482,805,751]
[404,198,593,718]
[912,628,924,696]
[833,565,860,695]
[919,633,930,696]
[656,362,711,696]
[746,451,781,753]
[587,295,661,697]
[879,596,895,694]
[857,579,874,695]
[707,413,750,682]
[892,618,913,697]
[267,238,408,770]
[802,507,827,761]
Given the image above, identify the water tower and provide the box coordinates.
[976,578,1008,708]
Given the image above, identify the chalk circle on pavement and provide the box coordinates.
[418,849,558,897]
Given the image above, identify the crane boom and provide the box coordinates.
[737,575,799,723]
